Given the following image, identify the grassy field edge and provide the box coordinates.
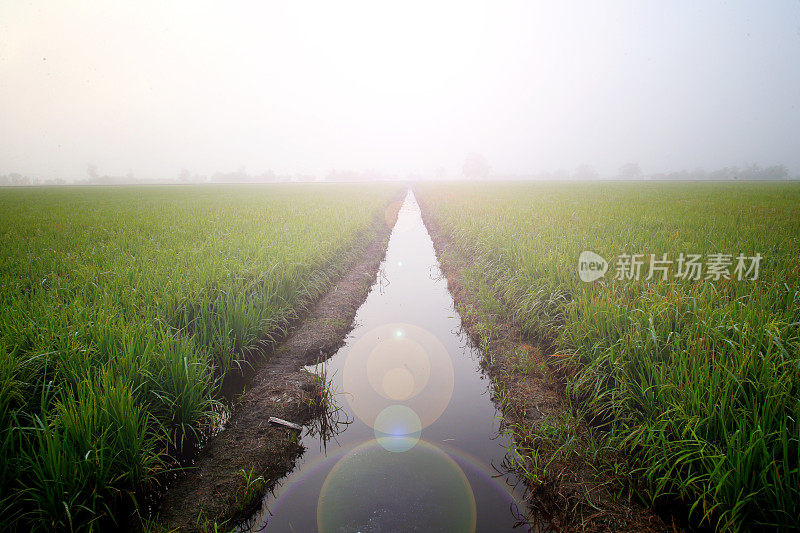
[0,185,403,531]
[150,202,400,532]
[415,181,800,532]
[416,190,681,532]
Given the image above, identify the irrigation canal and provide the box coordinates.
[240,191,532,532]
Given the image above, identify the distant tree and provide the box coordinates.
[179,168,191,182]
[258,170,277,182]
[618,162,642,179]
[762,165,789,180]
[551,169,570,181]
[10,173,30,186]
[462,153,490,180]
[87,164,99,181]
[435,166,447,179]
[573,164,599,180]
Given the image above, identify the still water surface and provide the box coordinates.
[242,191,532,532]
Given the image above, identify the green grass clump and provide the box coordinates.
[0,183,398,530]
[417,181,800,531]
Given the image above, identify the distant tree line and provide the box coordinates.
[0,173,69,186]
[642,163,791,181]
[1,161,796,186]
[326,169,401,182]
[507,162,796,181]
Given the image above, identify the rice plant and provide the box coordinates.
[417,181,800,531]
[0,183,399,530]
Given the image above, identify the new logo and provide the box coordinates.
[578,251,608,282]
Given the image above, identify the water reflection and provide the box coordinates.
[343,322,454,432]
[241,192,533,532]
[303,363,352,453]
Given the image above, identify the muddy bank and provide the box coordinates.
[152,209,397,531]
[415,193,678,533]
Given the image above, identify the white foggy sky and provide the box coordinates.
[1,1,799,179]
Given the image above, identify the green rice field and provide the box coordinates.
[0,184,398,530]
[416,181,800,531]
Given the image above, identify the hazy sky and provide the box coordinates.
[1,1,799,179]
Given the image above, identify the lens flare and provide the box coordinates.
[366,334,429,401]
[381,367,415,400]
[374,404,422,452]
[343,323,454,430]
[317,439,476,532]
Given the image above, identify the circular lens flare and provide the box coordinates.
[374,405,421,452]
[366,335,430,401]
[343,323,454,430]
[317,439,476,532]
[381,367,415,400]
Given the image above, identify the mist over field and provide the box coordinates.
[1,1,799,184]
[3,4,800,531]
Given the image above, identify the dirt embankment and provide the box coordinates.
[152,206,398,531]
[415,194,680,533]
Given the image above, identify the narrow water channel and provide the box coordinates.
[242,191,532,532]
